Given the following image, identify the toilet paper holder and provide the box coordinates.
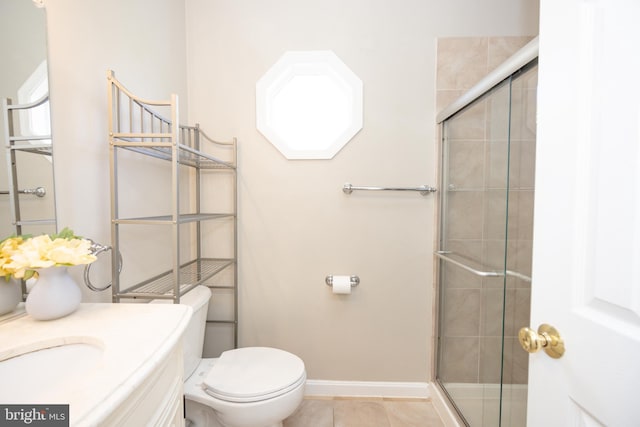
[325,275,360,287]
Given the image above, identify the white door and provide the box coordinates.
[528,1,640,426]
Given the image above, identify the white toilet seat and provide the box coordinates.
[202,347,306,403]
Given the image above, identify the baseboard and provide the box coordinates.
[443,382,528,400]
[304,379,430,399]
[429,382,463,427]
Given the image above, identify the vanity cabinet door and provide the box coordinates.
[102,344,185,427]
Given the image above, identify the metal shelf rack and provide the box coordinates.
[107,70,238,347]
[2,94,55,235]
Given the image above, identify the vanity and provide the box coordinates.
[0,303,192,426]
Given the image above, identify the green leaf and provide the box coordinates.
[50,227,82,240]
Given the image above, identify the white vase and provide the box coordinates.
[25,267,82,320]
[0,278,22,316]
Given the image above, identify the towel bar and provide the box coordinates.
[343,183,436,196]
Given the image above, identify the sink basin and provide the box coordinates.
[0,303,191,425]
[0,340,104,402]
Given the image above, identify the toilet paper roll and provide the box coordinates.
[332,275,352,294]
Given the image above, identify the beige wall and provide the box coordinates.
[35,0,538,383]
[43,0,189,300]
[185,1,538,381]
[0,1,51,238]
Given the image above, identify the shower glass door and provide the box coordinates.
[435,61,537,427]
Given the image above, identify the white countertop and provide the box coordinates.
[0,303,192,426]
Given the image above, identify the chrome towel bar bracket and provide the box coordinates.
[343,183,437,196]
[0,187,46,197]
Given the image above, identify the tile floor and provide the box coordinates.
[283,397,446,427]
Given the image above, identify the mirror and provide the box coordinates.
[256,51,363,159]
[0,0,55,238]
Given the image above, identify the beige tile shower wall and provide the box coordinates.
[436,37,534,112]
[435,37,534,384]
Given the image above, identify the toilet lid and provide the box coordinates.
[202,347,306,403]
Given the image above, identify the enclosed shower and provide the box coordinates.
[434,38,538,426]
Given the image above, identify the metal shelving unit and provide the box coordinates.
[2,94,55,235]
[107,70,238,347]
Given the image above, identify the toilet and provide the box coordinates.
[173,286,306,427]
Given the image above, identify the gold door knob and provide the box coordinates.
[518,324,565,359]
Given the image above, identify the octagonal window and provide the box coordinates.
[256,51,363,159]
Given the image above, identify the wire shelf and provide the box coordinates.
[114,142,235,169]
[113,213,234,225]
[117,258,235,298]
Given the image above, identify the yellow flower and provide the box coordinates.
[48,237,96,265]
[0,229,97,279]
[0,236,25,279]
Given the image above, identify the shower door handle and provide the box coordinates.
[518,324,565,359]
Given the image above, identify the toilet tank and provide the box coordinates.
[179,286,212,378]
[153,286,212,378]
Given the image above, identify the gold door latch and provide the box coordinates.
[518,324,565,359]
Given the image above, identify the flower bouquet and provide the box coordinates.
[0,228,97,320]
[0,227,96,281]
